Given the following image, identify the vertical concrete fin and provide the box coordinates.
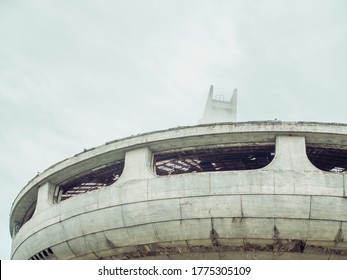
[117,147,156,184]
[209,84,214,97]
[264,136,318,171]
[201,85,214,124]
[231,88,237,121]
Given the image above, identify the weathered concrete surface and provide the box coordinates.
[116,147,155,183]
[10,122,347,259]
[11,121,347,232]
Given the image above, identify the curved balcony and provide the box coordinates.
[10,121,347,259]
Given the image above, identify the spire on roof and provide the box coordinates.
[198,85,237,124]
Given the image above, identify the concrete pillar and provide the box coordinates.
[264,136,317,171]
[34,182,56,214]
[117,147,156,184]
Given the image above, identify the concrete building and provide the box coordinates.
[9,88,347,260]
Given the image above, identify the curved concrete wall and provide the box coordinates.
[10,122,347,259]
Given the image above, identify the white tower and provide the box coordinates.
[199,85,237,124]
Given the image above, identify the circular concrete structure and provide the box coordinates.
[10,121,347,260]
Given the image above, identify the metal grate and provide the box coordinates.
[154,146,275,175]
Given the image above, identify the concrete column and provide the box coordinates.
[117,147,156,184]
[34,182,56,214]
[264,136,317,171]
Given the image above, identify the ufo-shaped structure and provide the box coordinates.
[10,87,347,259]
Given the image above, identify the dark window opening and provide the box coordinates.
[154,146,275,176]
[306,146,347,172]
[58,161,124,201]
[16,200,37,234]
[29,248,54,260]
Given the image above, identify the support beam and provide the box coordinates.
[117,147,156,183]
[264,136,317,171]
[35,182,56,213]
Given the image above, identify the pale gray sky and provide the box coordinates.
[1,0,347,259]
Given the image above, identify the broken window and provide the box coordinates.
[13,200,37,236]
[306,146,347,172]
[154,146,275,176]
[56,161,124,201]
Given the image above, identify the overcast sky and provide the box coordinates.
[1,0,347,259]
